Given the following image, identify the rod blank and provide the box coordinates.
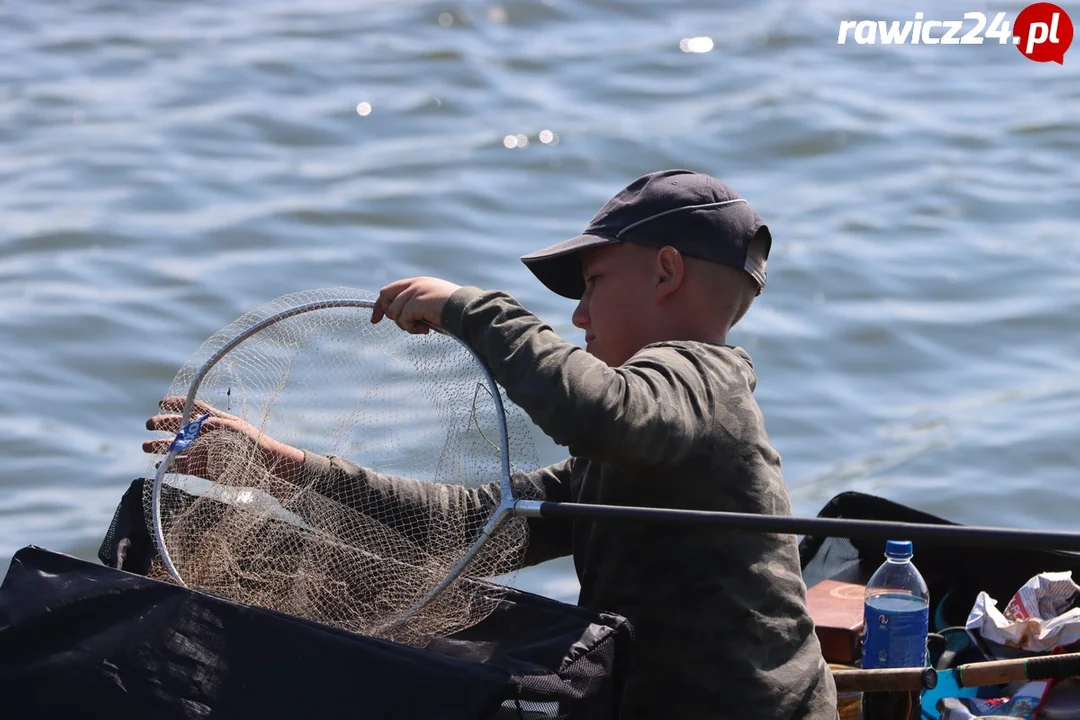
[512,500,1080,552]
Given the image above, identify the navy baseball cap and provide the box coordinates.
[521,169,772,300]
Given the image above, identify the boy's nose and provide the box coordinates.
[571,296,589,331]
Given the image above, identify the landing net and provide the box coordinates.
[143,288,541,647]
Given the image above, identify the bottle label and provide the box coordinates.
[861,593,929,669]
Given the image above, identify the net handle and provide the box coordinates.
[151,298,515,601]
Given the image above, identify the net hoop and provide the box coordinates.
[150,296,516,629]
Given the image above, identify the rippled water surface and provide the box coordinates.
[2,0,1078,602]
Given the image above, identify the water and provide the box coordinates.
[866,594,929,613]
[2,0,1079,606]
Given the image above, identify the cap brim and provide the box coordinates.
[520,234,620,299]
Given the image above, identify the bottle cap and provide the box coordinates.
[885,540,913,559]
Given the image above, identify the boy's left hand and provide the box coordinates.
[371,277,462,334]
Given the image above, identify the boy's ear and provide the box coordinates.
[653,246,685,303]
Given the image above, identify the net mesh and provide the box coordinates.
[142,288,542,647]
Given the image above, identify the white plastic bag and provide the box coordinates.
[966,571,1080,652]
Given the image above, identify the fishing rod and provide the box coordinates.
[512,500,1080,552]
[832,651,1080,693]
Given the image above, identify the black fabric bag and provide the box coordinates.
[0,480,633,720]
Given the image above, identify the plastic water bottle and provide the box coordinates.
[861,540,929,670]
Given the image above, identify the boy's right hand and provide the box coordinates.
[144,396,306,482]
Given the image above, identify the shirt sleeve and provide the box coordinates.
[300,450,574,566]
[441,287,718,468]
[516,458,575,567]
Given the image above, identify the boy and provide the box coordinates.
[369,169,836,718]
[147,169,836,718]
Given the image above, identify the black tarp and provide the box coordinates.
[0,546,632,720]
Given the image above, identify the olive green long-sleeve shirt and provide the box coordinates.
[303,287,836,719]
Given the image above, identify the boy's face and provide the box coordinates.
[572,243,658,367]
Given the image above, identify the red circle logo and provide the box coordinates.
[1014,3,1074,64]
